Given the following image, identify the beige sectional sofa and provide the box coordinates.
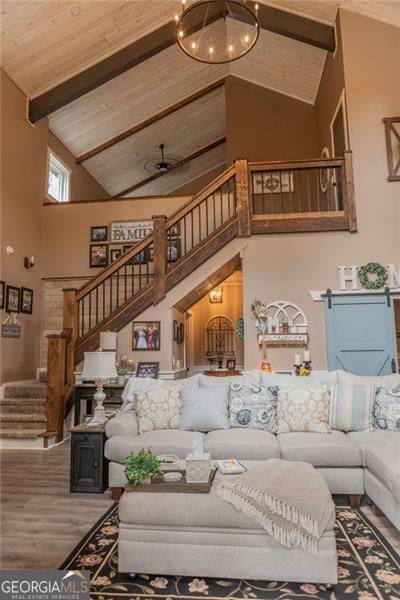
[104,370,400,529]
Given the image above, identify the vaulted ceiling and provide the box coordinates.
[2,0,399,198]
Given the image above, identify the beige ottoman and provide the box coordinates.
[118,472,338,584]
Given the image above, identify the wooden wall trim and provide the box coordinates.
[42,194,193,207]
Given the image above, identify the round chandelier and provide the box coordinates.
[176,0,260,64]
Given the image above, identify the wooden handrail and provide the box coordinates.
[249,158,344,171]
[165,163,236,229]
[76,233,154,300]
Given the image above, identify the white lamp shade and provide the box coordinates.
[82,351,118,380]
[100,331,117,351]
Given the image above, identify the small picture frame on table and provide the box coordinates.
[136,362,159,379]
[90,244,109,268]
[0,281,5,310]
[90,226,108,242]
[20,287,33,314]
[5,285,20,313]
[226,358,236,371]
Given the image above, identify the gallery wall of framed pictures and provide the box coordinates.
[0,281,34,314]
[88,220,183,268]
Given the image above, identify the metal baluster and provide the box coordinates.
[289,170,293,212]
[213,192,216,231]
[103,283,105,320]
[110,274,113,313]
[116,269,120,307]
[198,204,202,243]
[96,287,99,325]
[233,177,237,212]
[88,292,91,331]
[191,210,194,250]
[139,253,142,290]
[227,183,231,218]
[297,171,302,212]
[307,171,311,212]
[81,298,84,336]
[279,171,283,214]
[220,186,223,225]
[270,173,274,214]
[206,197,209,236]
[124,264,127,301]
[316,168,321,213]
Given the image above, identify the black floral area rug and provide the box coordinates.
[60,504,400,600]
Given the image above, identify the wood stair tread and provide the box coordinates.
[0,428,47,439]
[0,413,47,422]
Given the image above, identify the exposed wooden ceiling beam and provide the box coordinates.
[257,4,335,52]
[28,7,334,123]
[77,78,226,164]
[113,137,226,198]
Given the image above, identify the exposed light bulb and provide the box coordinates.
[209,46,214,55]
[174,14,179,22]
[255,3,259,10]
[228,44,234,53]
[191,41,197,50]
[182,0,186,4]
[244,34,249,43]
[179,29,184,38]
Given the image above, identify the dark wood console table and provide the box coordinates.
[74,383,125,425]
[203,370,241,377]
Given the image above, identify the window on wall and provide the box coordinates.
[47,150,71,202]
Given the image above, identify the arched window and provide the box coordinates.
[205,315,236,357]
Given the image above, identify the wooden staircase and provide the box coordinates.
[0,382,49,443]
[47,155,357,441]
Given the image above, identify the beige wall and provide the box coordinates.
[172,164,226,195]
[189,274,244,368]
[0,71,109,383]
[242,11,400,371]
[41,196,191,279]
[314,15,346,155]
[225,76,318,163]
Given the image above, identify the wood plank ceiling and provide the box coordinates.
[2,1,399,198]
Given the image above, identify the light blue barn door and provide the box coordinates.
[324,294,398,375]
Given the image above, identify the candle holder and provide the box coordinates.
[303,360,312,372]
[293,364,302,376]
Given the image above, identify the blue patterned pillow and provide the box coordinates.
[228,383,278,432]
[372,386,400,431]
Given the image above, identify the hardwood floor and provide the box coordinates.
[0,440,112,569]
[0,441,399,569]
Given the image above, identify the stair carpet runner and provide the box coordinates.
[0,381,47,440]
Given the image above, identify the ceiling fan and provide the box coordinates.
[144,144,182,174]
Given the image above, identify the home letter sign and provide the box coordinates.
[338,265,359,290]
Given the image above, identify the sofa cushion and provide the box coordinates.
[180,387,229,432]
[371,386,400,431]
[347,431,400,464]
[204,428,280,460]
[338,370,400,387]
[105,430,204,463]
[277,430,361,467]
[365,446,400,492]
[261,371,337,388]
[277,386,331,434]
[228,382,278,432]
[330,384,374,432]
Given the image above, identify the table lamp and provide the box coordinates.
[82,351,118,424]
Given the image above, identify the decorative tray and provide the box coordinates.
[125,469,216,494]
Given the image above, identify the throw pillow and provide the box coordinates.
[135,386,182,434]
[228,382,278,432]
[199,374,231,388]
[371,386,400,431]
[329,384,375,432]
[277,386,331,434]
[180,387,229,432]
[120,376,161,412]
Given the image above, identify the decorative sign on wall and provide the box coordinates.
[383,117,400,182]
[251,300,308,346]
[110,220,153,243]
[338,263,399,290]
[253,173,294,194]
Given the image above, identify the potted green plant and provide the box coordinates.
[124,448,164,485]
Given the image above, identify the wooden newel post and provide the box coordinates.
[343,151,357,233]
[47,334,66,442]
[235,159,251,237]
[152,215,167,305]
[63,288,78,385]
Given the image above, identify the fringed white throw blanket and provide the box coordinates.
[216,459,334,555]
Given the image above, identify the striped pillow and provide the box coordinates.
[329,384,374,432]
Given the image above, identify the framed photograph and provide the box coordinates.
[132,321,161,351]
[90,225,108,242]
[177,322,184,344]
[133,248,149,265]
[0,281,5,310]
[136,361,159,379]
[226,358,236,371]
[110,248,122,263]
[20,287,33,314]
[5,285,20,313]
[90,244,108,268]
[111,220,153,244]
[173,319,178,341]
